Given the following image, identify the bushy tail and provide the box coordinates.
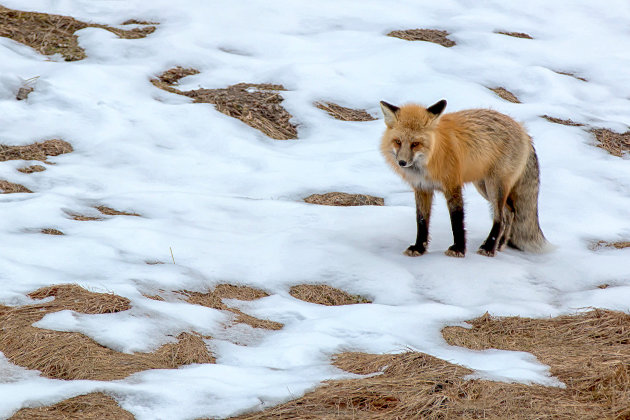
[507,145,549,253]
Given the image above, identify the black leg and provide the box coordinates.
[404,189,433,256]
[478,185,507,257]
[445,187,466,258]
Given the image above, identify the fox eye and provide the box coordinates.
[393,139,401,145]
[411,142,420,148]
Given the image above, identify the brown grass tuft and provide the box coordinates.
[489,87,520,103]
[10,392,134,420]
[235,310,630,419]
[591,128,630,157]
[0,6,156,61]
[0,180,32,193]
[289,284,371,306]
[96,206,141,217]
[41,228,64,235]
[496,31,533,39]
[67,212,103,221]
[122,19,159,26]
[184,284,283,330]
[314,102,376,122]
[387,29,455,47]
[591,240,630,250]
[0,139,73,162]
[17,164,46,173]
[304,192,384,207]
[156,66,200,85]
[0,284,214,381]
[152,70,297,140]
[542,115,584,126]
[555,70,588,82]
[68,206,140,221]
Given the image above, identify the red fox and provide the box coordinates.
[380,99,547,257]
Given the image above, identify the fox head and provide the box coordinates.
[379,99,446,168]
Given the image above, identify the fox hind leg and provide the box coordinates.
[478,182,509,257]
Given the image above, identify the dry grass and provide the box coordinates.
[387,29,455,47]
[442,310,630,419]
[0,284,214,381]
[542,115,584,126]
[591,128,630,157]
[10,393,134,420]
[489,87,520,103]
[235,310,630,419]
[41,228,64,235]
[122,19,159,26]
[0,139,73,162]
[68,213,103,221]
[314,102,375,122]
[0,180,32,193]
[183,284,283,330]
[0,6,156,61]
[68,206,140,221]
[555,70,588,82]
[17,164,46,173]
[156,66,200,85]
[289,284,371,306]
[96,206,141,217]
[496,31,533,39]
[152,68,297,140]
[304,192,384,206]
[591,240,630,250]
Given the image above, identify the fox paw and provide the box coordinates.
[445,246,465,258]
[404,244,426,257]
[477,248,497,257]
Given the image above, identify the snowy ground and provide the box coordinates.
[1,0,630,418]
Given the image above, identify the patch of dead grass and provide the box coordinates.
[10,393,134,420]
[156,66,200,85]
[0,6,156,61]
[235,310,630,419]
[17,164,46,173]
[183,284,283,330]
[41,228,64,235]
[542,115,584,126]
[496,31,533,39]
[591,240,630,250]
[304,192,384,206]
[489,87,520,103]
[96,206,141,217]
[387,29,455,47]
[442,309,630,419]
[314,102,375,122]
[591,128,630,157]
[0,180,32,193]
[152,69,297,140]
[0,139,73,162]
[68,206,141,221]
[555,70,588,82]
[0,284,214,381]
[289,284,371,306]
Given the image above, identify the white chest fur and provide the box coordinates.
[401,164,443,191]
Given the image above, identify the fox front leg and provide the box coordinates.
[444,186,466,258]
[404,189,433,256]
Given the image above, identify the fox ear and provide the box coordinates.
[380,101,400,128]
[427,99,447,117]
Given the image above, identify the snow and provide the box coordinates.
[1,0,629,418]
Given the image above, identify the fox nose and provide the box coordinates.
[398,160,407,167]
